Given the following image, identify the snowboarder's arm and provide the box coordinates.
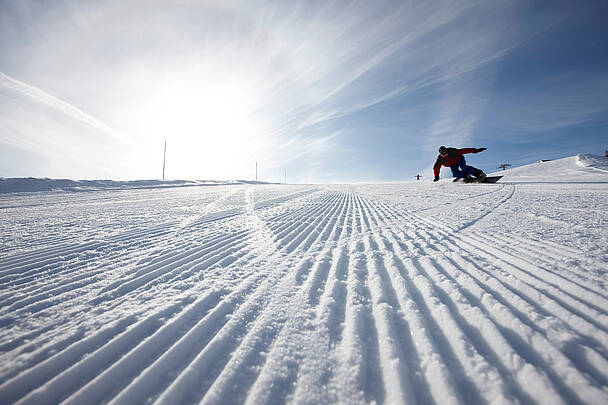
[458,147,486,155]
[433,159,442,180]
[457,148,477,156]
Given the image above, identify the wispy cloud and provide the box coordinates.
[1,0,604,180]
[1,72,137,148]
[0,72,145,179]
[249,1,555,151]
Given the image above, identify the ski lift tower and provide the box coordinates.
[497,163,512,171]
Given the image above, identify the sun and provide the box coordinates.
[134,77,267,179]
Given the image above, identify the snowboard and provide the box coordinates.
[455,175,503,184]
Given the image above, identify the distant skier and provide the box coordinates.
[433,146,487,182]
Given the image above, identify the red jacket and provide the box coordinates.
[433,148,476,177]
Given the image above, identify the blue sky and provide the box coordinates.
[1,0,607,182]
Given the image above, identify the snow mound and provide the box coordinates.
[0,178,273,194]
[577,153,608,171]
[490,154,608,183]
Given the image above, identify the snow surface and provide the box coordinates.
[0,178,272,194]
[1,155,607,404]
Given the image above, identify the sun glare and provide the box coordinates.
[135,78,267,179]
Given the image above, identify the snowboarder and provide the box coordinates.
[433,146,487,182]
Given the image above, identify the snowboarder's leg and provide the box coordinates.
[457,156,468,174]
[467,166,485,178]
[460,156,485,178]
[455,156,472,178]
[450,164,464,178]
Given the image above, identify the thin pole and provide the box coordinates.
[162,140,167,180]
[256,162,258,182]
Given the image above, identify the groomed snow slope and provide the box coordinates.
[1,156,607,404]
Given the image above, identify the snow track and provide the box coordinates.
[1,183,607,404]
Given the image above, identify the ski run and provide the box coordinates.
[1,155,607,405]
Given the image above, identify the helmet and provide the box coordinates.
[438,146,447,155]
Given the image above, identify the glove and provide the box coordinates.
[433,176,439,182]
[473,147,487,153]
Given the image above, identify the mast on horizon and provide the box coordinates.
[162,140,167,180]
